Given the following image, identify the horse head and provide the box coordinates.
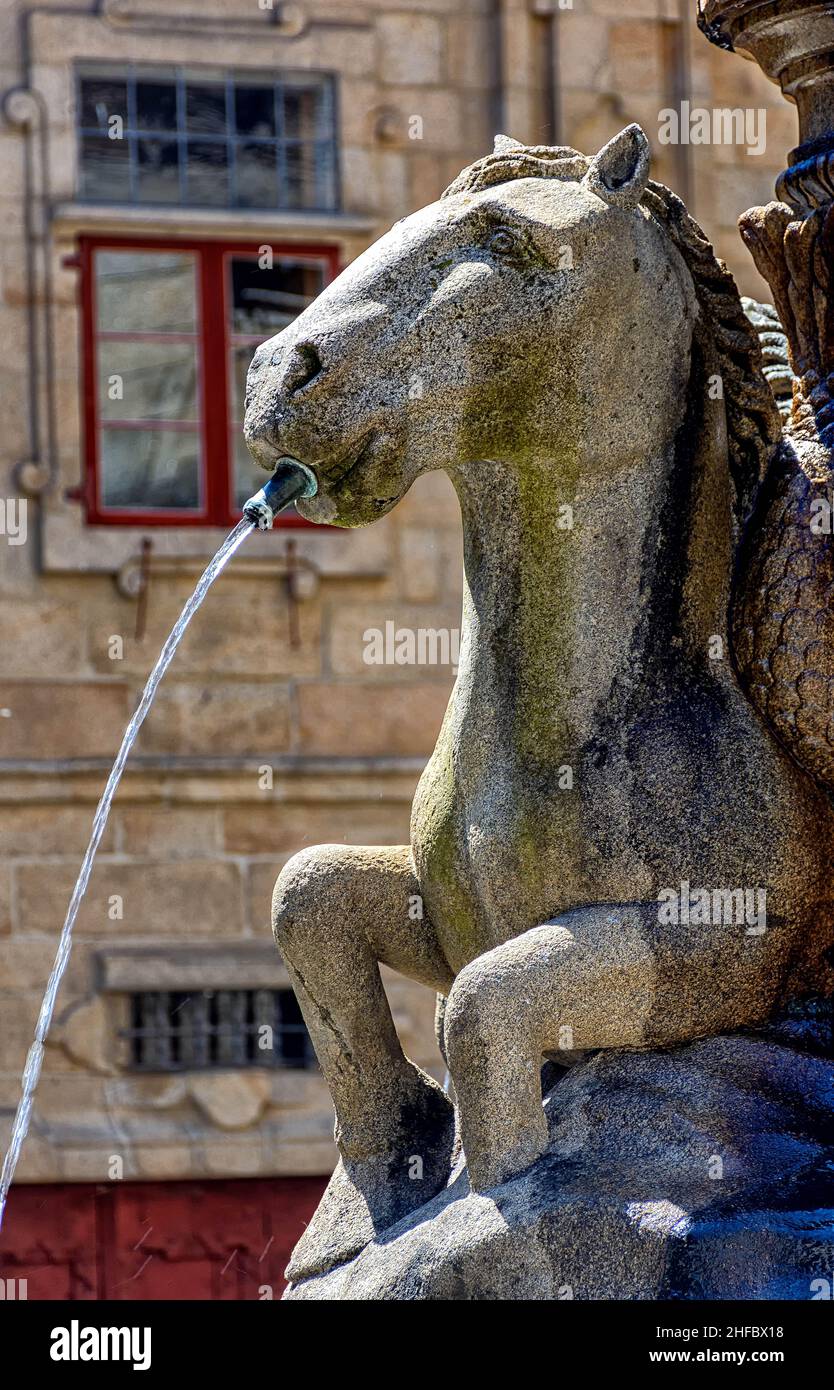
[245,126,774,533]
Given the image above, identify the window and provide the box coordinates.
[123,988,316,1071]
[77,65,338,211]
[80,236,339,525]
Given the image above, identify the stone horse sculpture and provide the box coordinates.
[244,126,834,1286]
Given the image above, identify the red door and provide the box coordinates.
[0,1177,326,1300]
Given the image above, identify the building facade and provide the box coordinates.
[0,0,795,1296]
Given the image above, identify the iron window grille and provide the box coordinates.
[76,64,339,211]
[122,988,316,1072]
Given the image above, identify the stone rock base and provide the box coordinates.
[285,1030,834,1300]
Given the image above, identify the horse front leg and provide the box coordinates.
[444,900,780,1193]
[273,842,456,1282]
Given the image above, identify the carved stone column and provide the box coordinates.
[699,1,834,451]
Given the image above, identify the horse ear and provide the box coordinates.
[583,124,650,209]
[493,134,524,154]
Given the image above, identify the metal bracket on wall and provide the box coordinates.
[115,537,320,649]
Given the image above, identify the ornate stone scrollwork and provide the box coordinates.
[700,3,834,445]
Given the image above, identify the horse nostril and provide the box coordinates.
[285,343,323,396]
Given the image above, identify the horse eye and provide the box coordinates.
[488,228,517,255]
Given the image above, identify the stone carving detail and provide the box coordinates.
[742,297,793,417]
[244,115,834,1296]
[777,145,834,215]
[730,250,834,791]
[701,0,834,805]
[740,200,834,428]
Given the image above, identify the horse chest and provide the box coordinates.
[411,740,590,969]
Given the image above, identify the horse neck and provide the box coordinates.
[449,370,733,763]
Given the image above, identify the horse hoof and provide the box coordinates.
[286,1081,456,1284]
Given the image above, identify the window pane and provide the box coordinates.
[315,145,338,210]
[97,341,198,422]
[80,135,131,200]
[76,67,338,211]
[232,430,268,512]
[95,252,196,334]
[136,136,180,202]
[185,81,227,134]
[214,990,247,1066]
[278,989,314,1067]
[235,142,277,208]
[141,993,173,1070]
[79,77,128,131]
[100,427,201,510]
[229,256,325,337]
[284,142,335,210]
[136,79,178,132]
[252,990,277,1067]
[228,254,328,514]
[185,140,228,204]
[230,343,254,422]
[234,84,275,138]
[177,994,210,1069]
[281,81,326,141]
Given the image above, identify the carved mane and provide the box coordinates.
[443,143,782,525]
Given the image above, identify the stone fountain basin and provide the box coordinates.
[285,1030,834,1300]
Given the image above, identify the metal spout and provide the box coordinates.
[242,458,318,530]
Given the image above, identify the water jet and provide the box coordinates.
[0,457,316,1229]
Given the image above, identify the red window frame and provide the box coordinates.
[78,234,340,527]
